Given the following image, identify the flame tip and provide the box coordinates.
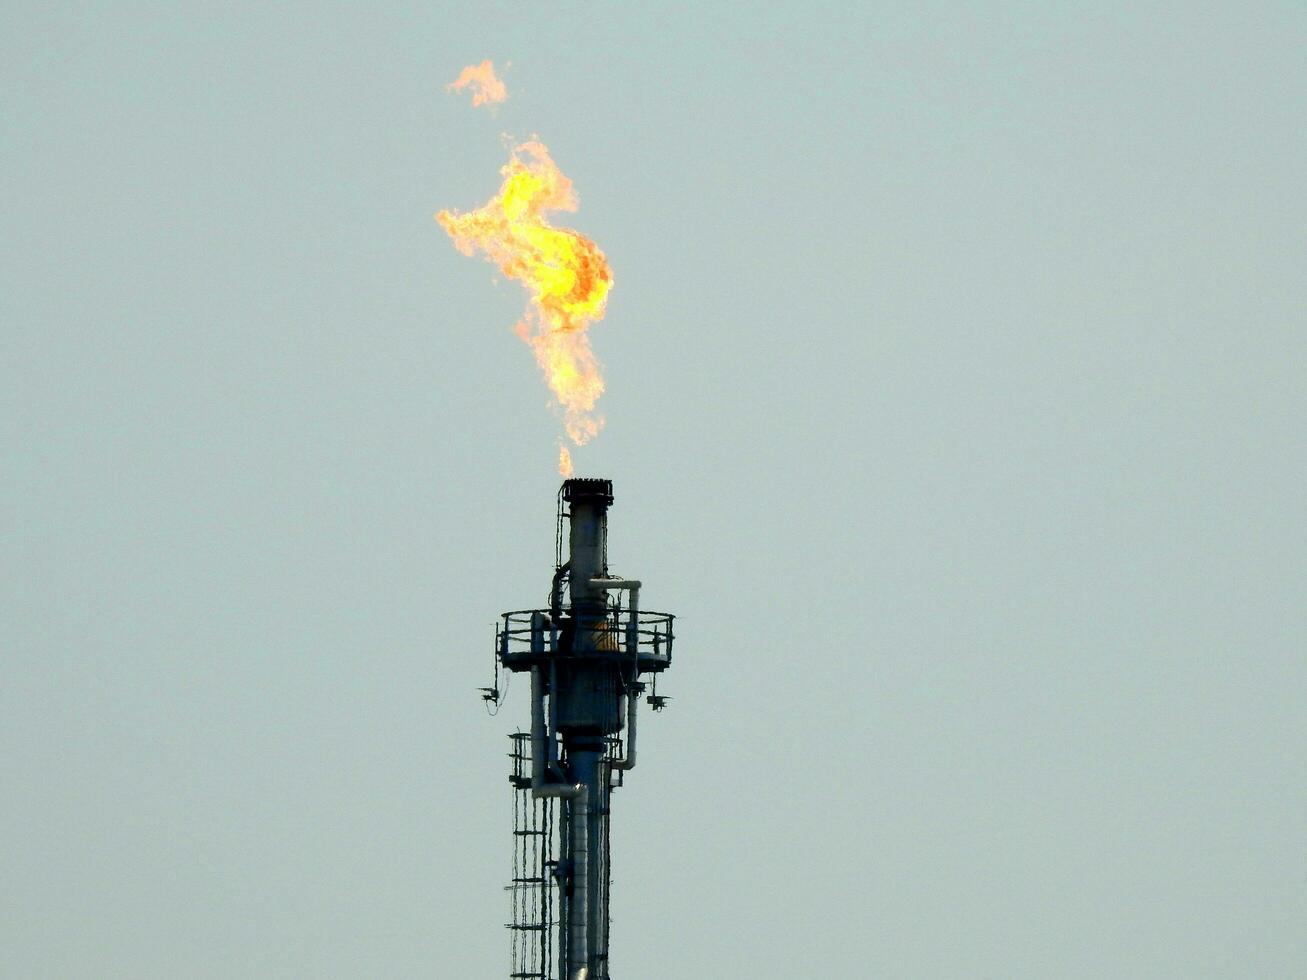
[448,60,508,107]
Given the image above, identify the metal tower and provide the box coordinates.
[485,478,675,980]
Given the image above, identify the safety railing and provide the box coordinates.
[497,608,675,669]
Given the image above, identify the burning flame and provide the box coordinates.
[437,140,612,452]
[447,60,507,107]
[558,445,574,477]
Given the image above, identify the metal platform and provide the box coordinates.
[497,608,675,675]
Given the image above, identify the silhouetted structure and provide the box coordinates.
[484,479,675,980]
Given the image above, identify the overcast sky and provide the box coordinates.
[3,3,1304,977]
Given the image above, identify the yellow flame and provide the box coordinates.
[446,60,507,107]
[437,140,612,446]
[558,444,574,477]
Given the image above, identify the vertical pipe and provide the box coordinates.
[611,690,638,772]
[548,658,560,773]
[568,500,607,616]
[562,742,601,980]
[626,583,639,658]
[530,668,546,787]
[557,481,616,978]
[571,786,589,980]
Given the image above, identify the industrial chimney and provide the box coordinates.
[485,478,675,980]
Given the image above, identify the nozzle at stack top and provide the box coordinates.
[562,477,614,507]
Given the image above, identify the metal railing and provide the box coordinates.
[497,608,675,667]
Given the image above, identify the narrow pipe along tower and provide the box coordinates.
[485,478,675,980]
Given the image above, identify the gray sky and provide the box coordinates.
[3,3,1304,977]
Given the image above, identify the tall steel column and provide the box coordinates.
[493,479,675,980]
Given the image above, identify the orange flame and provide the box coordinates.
[437,140,612,446]
[558,444,574,477]
[447,60,507,107]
